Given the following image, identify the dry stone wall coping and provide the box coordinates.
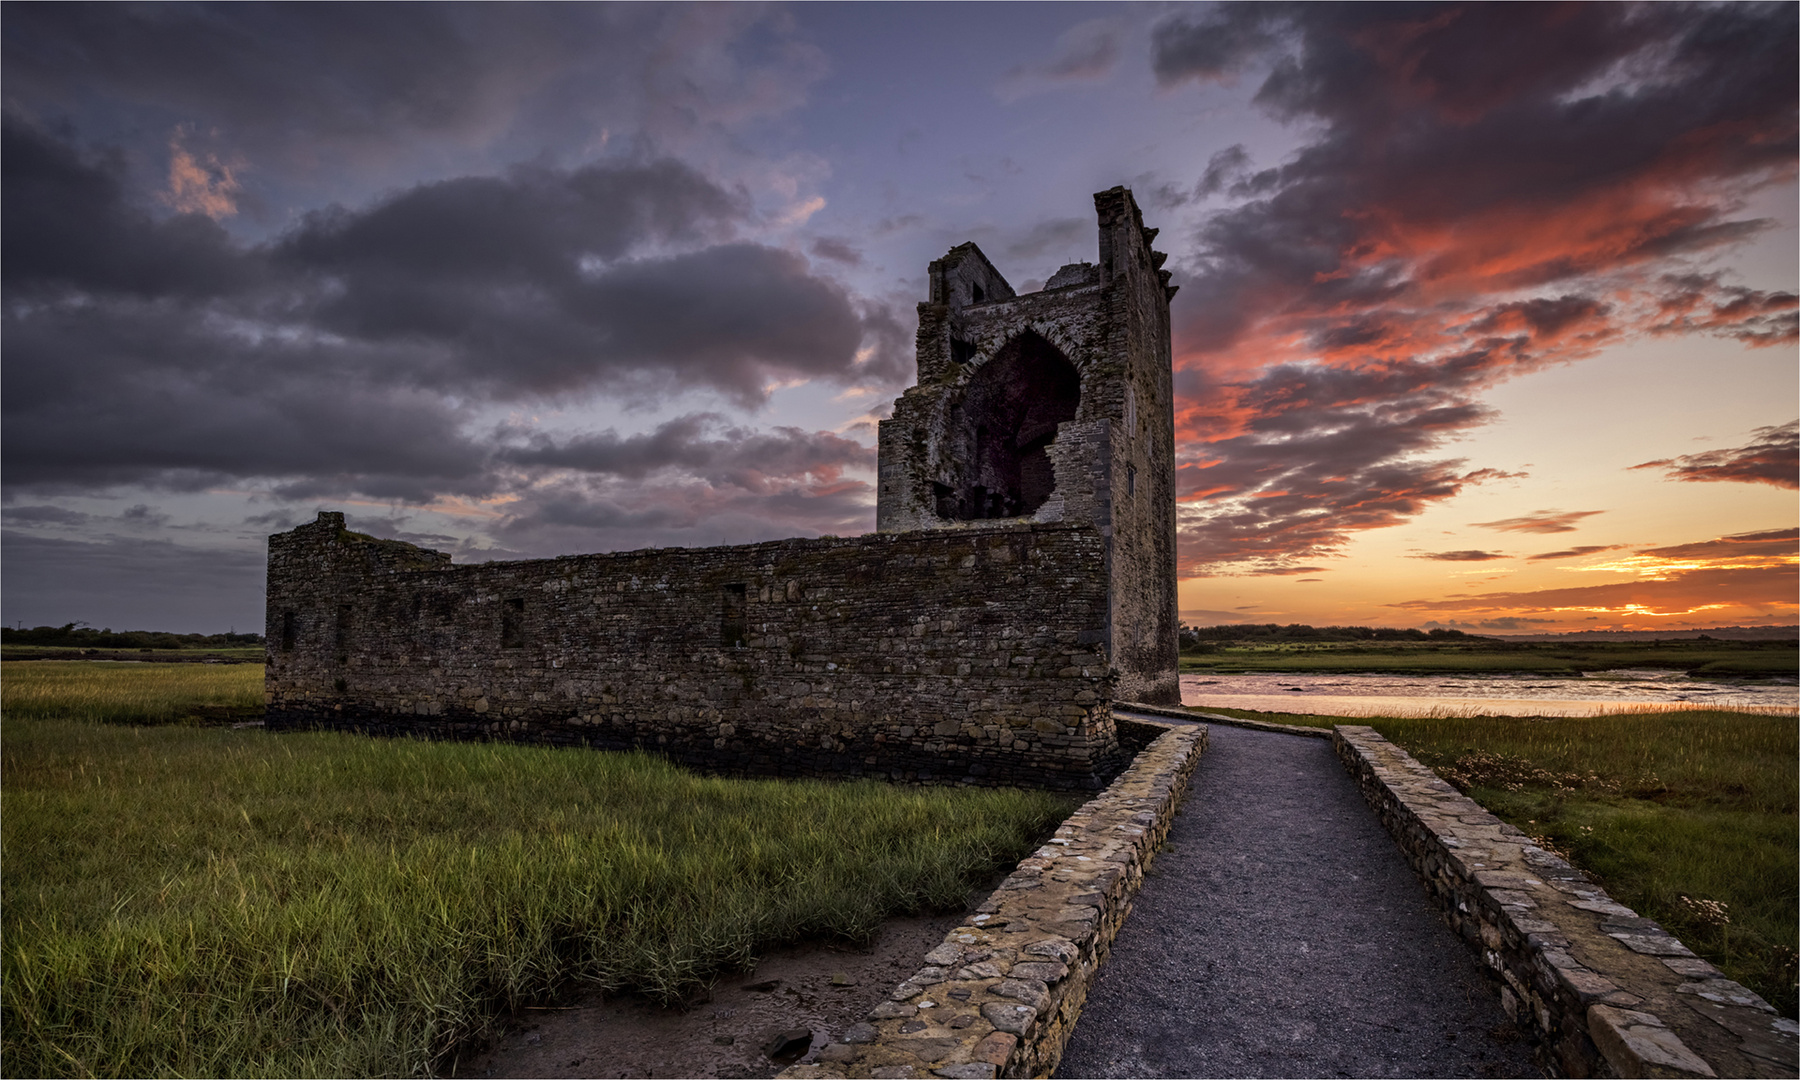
[780,721,1207,1080]
[1333,724,1797,1079]
[1115,699,1331,738]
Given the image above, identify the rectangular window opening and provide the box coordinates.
[334,604,351,663]
[501,597,525,649]
[721,583,747,648]
[280,610,296,652]
[1127,463,1137,496]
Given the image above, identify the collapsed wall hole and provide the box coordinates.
[720,583,747,647]
[937,330,1080,520]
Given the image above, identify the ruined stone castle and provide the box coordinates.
[265,187,1178,789]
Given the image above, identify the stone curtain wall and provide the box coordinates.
[1334,726,1797,1078]
[266,512,1124,789]
[783,720,1208,1080]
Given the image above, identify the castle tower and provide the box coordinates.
[876,187,1180,704]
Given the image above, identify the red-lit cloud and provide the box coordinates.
[1473,510,1606,535]
[1631,421,1799,490]
[1528,545,1626,562]
[1157,3,1797,577]
[1388,528,1799,625]
[1412,550,1508,562]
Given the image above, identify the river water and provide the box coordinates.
[1180,669,1799,717]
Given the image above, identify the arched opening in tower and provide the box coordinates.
[936,331,1081,520]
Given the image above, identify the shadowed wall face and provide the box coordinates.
[265,512,1124,789]
[264,188,1182,782]
[878,187,1181,704]
[936,331,1082,521]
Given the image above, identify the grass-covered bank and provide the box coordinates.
[1194,705,1798,1017]
[1,660,265,724]
[3,715,1077,1077]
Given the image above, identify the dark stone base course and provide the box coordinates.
[264,708,1130,791]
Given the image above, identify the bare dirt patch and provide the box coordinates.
[446,911,966,1079]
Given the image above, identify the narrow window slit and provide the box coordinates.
[721,583,747,647]
[501,597,525,649]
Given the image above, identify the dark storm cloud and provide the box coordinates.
[4,5,499,144]
[4,505,93,527]
[500,414,873,490]
[0,531,265,633]
[2,4,827,198]
[1631,421,1799,490]
[810,237,863,265]
[1151,5,1287,85]
[999,18,1122,98]
[1636,527,1797,563]
[1649,276,1799,347]
[1197,145,1252,198]
[486,468,877,559]
[480,413,876,556]
[1004,218,1091,263]
[1155,2,1796,575]
[2,114,888,499]
[278,159,748,281]
[1172,355,1524,572]
[1,118,246,299]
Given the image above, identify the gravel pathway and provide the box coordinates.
[1056,721,1542,1078]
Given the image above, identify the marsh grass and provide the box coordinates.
[1179,639,1798,676]
[2,716,1076,1077]
[1,660,264,725]
[1193,704,1798,1017]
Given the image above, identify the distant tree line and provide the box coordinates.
[1179,623,1480,649]
[1,624,263,649]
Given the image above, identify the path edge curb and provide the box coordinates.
[1114,699,1331,738]
[1333,724,1797,1079]
[780,721,1208,1080]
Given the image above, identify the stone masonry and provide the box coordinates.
[878,187,1180,706]
[782,718,1208,1080]
[1334,725,1798,1078]
[264,188,1181,788]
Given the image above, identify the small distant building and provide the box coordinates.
[264,187,1179,789]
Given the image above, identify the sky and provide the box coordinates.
[3,2,1795,636]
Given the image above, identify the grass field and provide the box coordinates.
[1194,704,1798,1017]
[1,644,266,662]
[1,666,1077,1078]
[1180,638,1798,677]
[1,660,265,724]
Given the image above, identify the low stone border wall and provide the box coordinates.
[1334,724,1797,1079]
[781,721,1208,1079]
[1115,700,1330,738]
